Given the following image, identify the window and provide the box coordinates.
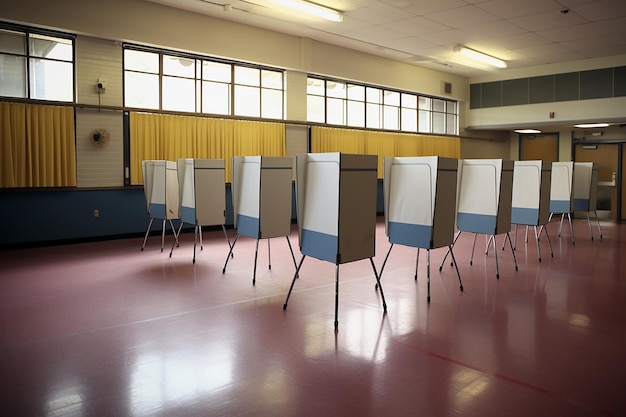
[306,75,458,135]
[123,45,284,120]
[0,25,74,102]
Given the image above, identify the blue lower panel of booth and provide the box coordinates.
[388,222,432,249]
[511,207,539,226]
[180,206,196,225]
[237,215,260,238]
[149,203,166,220]
[457,212,496,234]
[550,200,571,213]
[574,198,590,211]
[301,229,338,263]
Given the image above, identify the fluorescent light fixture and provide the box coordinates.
[455,45,507,68]
[264,0,343,22]
[515,129,541,134]
[574,123,609,128]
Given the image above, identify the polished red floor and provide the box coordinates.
[1,218,625,417]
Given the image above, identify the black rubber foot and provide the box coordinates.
[539,258,542,262]
[222,268,226,274]
[169,254,172,258]
[427,296,431,303]
[414,275,418,281]
[515,266,518,271]
[470,261,473,266]
[439,266,443,272]
[496,274,500,279]
[141,248,144,251]
[374,283,379,290]
[193,259,195,264]
[460,285,464,292]
[283,304,287,310]
[160,249,163,253]
[269,265,272,270]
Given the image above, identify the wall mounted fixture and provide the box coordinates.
[515,129,541,134]
[455,45,507,68]
[263,0,343,22]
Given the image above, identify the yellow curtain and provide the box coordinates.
[311,126,366,154]
[311,126,460,178]
[130,112,286,184]
[0,102,76,188]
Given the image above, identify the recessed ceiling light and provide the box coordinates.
[515,129,541,134]
[574,123,609,128]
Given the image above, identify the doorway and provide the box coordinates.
[519,133,558,162]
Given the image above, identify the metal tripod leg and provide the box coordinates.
[470,233,478,266]
[141,218,154,251]
[222,224,234,258]
[540,224,554,257]
[376,244,394,290]
[160,219,166,252]
[440,230,462,270]
[193,225,200,263]
[448,245,463,293]
[369,257,387,313]
[567,212,575,245]
[594,210,603,239]
[534,226,542,262]
[252,238,260,285]
[222,234,241,273]
[427,250,431,303]
[285,236,298,273]
[505,232,519,273]
[492,235,500,279]
[586,212,594,241]
[558,213,564,237]
[415,248,420,281]
[283,255,306,311]
[168,222,184,258]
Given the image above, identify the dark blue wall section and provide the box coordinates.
[1,181,385,247]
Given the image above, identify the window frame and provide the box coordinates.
[306,75,459,135]
[0,22,76,102]
[123,44,285,120]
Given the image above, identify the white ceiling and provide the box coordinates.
[145,0,626,77]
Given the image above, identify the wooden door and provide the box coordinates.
[520,133,558,162]
[575,143,619,220]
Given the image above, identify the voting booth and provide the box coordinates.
[549,162,575,244]
[141,160,181,252]
[379,156,463,302]
[444,159,517,279]
[510,160,553,261]
[222,156,297,284]
[574,162,602,240]
[171,158,231,263]
[283,153,387,330]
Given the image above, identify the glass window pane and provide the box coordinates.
[327,97,345,125]
[261,88,283,119]
[402,93,417,109]
[163,76,195,112]
[234,85,260,116]
[235,66,259,87]
[0,55,27,97]
[125,71,159,109]
[163,55,195,77]
[125,49,159,73]
[347,84,364,101]
[433,98,445,112]
[446,100,457,114]
[0,29,25,54]
[418,110,431,132]
[347,100,364,127]
[401,108,417,132]
[203,61,231,82]
[29,34,72,61]
[261,70,282,89]
[366,103,381,128]
[446,114,458,135]
[432,112,446,134]
[383,105,399,130]
[384,90,400,106]
[29,58,73,101]
[202,81,230,115]
[366,87,382,103]
[307,78,325,96]
[418,96,431,110]
[327,81,346,98]
[307,95,324,123]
